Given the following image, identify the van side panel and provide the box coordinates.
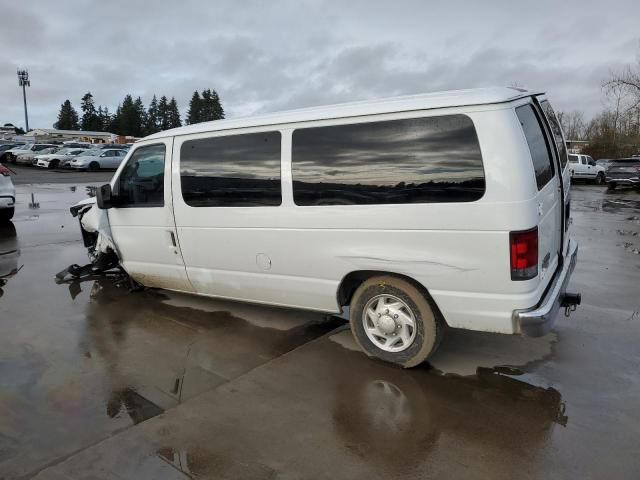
[172,106,548,334]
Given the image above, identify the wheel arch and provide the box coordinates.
[336,270,447,325]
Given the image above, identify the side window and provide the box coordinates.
[540,100,568,168]
[516,105,554,190]
[568,154,579,164]
[291,115,485,206]
[180,131,281,207]
[117,144,166,208]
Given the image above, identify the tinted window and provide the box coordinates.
[181,131,281,207]
[117,144,165,208]
[568,154,579,163]
[291,115,484,206]
[540,100,568,168]
[516,105,554,190]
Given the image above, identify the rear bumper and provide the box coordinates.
[513,240,579,337]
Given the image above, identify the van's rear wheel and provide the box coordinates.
[350,276,443,368]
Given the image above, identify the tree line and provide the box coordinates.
[557,49,640,159]
[53,89,225,137]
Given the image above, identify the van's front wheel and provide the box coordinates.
[350,276,443,368]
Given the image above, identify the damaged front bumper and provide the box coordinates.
[70,199,119,270]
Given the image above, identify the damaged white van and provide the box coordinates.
[71,87,580,367]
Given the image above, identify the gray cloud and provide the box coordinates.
[2,0,639,130]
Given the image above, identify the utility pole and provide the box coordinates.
[17,69,30,132]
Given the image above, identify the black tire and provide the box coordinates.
[49,160,59,169]
[88,161,100,171]
[350,275,444,368]
[0,207,14,223]
[595,172,605,185]
[607,182,617,191]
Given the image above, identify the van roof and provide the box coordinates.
[145,86,543,140]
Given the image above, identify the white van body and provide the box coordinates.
[73,87,579,366]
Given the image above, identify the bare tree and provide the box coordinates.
[557,110,586,140]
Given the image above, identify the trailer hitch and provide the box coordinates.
[561,292,581,317]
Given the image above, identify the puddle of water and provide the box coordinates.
[329,327,557,377]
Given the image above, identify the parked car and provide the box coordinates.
[62,142,92,149]
[5,144,58,164]
[1,143,32,163]
[596,159,611,170]
[0,144,22,155]
[605,158,640,190]
[71,87,581,367]
[16,147,60,166]
[35,148,89,169]
[69,148,128,171]
[0,163,15,222]
[568,154,605,184]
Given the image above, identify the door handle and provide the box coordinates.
[168,231,177,248]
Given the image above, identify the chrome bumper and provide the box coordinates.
[514,241,579,337]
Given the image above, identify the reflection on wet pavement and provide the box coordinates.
[3,183,640,479]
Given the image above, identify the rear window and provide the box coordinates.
[516,105,554,190]
[292,115,485,206]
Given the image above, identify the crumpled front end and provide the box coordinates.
[70,198,120,270]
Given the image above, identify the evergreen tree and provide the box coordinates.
[186,91,202,124]
[109,104,122,134]
[80,92,101,131]
[133,96,147,137]
[112,94,146,136]
[167,97,182,128]
[99,106,112,132]
[146,95,160,135]
[53,100,80,130]
[200,88,224,121]
[157,95,169,131]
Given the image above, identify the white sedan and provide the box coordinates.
[0,163,15,222]
[36,148,89,169]
[69,149,128,171]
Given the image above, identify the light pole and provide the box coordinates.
[17,69,30,132]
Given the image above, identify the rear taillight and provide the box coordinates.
[510,227,538,281]
[0,165,10,177]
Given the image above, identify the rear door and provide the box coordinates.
[515,103,562,286]
[107,139,194,292]
[537,98,570,257]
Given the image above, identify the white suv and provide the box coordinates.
[568,154,606,184]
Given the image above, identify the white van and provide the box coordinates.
[72,87,580,367]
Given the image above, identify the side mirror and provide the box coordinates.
[96,183,114,209]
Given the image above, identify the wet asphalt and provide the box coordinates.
[0,171,639,479]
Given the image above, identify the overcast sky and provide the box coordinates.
[2,0,639,130]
